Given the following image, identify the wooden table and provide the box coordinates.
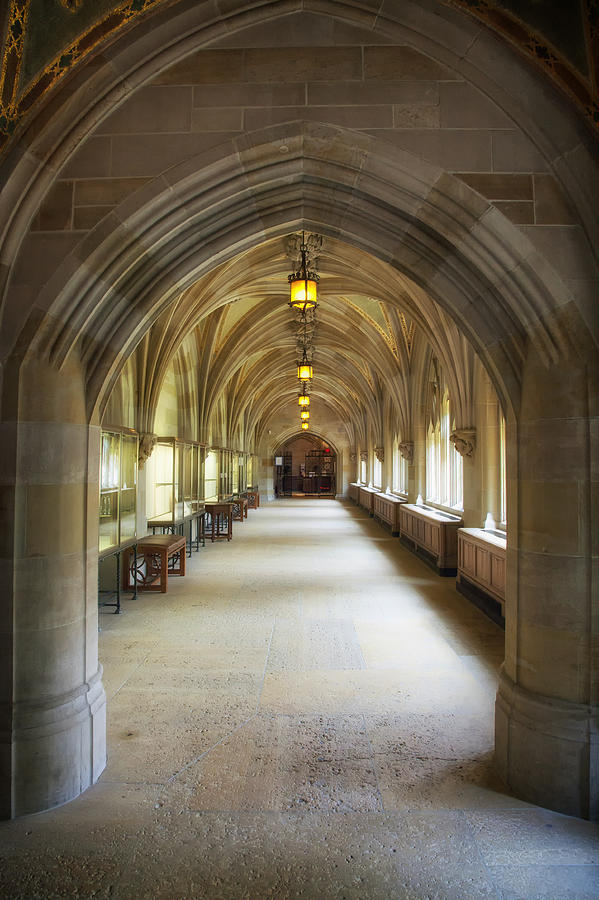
[124,534,186,592]
[246,490,260,509]
[232,497,248,521]
[147,509,206,556]
[204,502,233,541]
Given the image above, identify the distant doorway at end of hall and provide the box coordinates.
[275,435,336,497]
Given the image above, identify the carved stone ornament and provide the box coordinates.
[450,428,476,459]
[398,441,414,464]
[374,446,384,463]
[349,451,357,463]
[359,450,368,462]
[138,433,157,469]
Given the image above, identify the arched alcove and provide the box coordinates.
[0,3,597,822]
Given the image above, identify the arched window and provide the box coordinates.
[425,366,463,510]
[359,455,367,484]
[373,454,382,489]
[392,438,408,494]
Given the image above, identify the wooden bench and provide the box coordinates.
[204,502,233,541]
[124,534,186,593]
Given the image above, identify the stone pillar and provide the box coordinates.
[450,428,477,526]
[0,357,106,818]
[411,404,427,503]
[477,370,502,527]
[495,350,598,819]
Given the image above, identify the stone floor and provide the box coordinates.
[2,498,598,899]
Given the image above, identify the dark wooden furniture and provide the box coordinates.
[232,496,248,521]
[246,490,260,508]
[457,527,506,623]
[373,492,406,535]
[147,508,206,557]
[205,502,233,541]
[399,503,463,575]
[358,485,379,515]
[124,534,186,593]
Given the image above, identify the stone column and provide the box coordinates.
[0,357,106,818]
[495,350,598,819]
[450,428,477,526]
[477,370,502,527]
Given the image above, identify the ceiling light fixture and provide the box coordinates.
[297,347,313,381]
[288,231,319,311]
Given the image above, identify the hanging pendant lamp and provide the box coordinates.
[288,232,319,311]
[297,348,313,381]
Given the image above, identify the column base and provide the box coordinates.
[10,667,106,818]
[496,668,599,820]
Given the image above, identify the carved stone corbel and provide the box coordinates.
[349,451,357,463]
[359,450,368,462]
[450,428,476,459]
[138,433,157,469]
[398,441,414,464]
[374,446,384,463]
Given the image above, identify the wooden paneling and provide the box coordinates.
[358,485,379,515]
[373,492,405,534]
[458,528,506,611]
[399,504,463,573]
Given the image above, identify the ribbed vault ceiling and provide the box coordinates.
[142,233,475,445]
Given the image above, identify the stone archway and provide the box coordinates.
[0,3,597,820]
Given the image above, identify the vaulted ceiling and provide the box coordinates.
[137,232,475,446]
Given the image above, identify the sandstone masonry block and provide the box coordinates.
[96,86,193,135]
[364,46,458,81]
[31,181,73,232]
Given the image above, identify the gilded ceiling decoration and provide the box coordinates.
[0,0,597,153]
[443,0,599,128]
[0,0,168,151]
[344,298,399,363]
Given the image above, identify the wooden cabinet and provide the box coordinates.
[358,485,379,515]
[457,528,506,620]
[348,483,360,503]
[399,504,463,575]
[373,492,405,535]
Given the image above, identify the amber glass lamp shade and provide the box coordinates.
[289,275,318,311]
[298,393,310,407]
[300,410,310,420]
[297,363,313,381]
[301,422,309,430]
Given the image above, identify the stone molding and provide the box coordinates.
[495,668,598,819]
[374,446,384,463]
[359,450,368,462]
[11,666,106,816]
[450,428,476,458]
[138,432,157,469]
[349,451,357,463]
[398,440,414,463]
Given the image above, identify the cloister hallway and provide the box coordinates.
[2,498,598,899]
